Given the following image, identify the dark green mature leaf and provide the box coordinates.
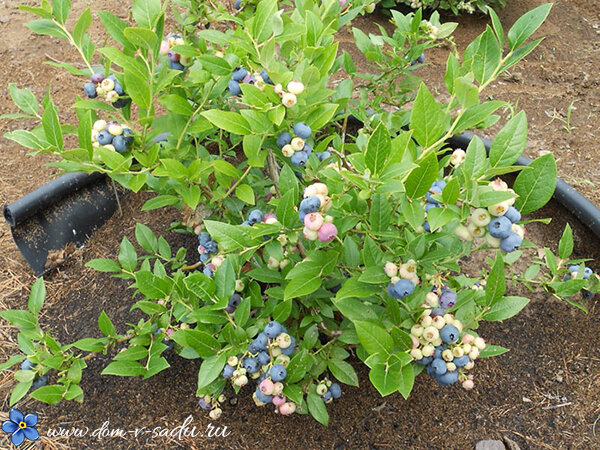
[507,3,552,50]
[489,111,527,168]
[132,0,161,29]
[484,253,505,306]
[102,361,146,376]
[30,385,66,404]
[204,220,253,252]
[28,278,45,316]
[484,296,530,321]
[42,101,63,150]
[197,354,227,389]
[513,153,556,214]
[9,84,39,116]
[171,329,220,357]
[405,151,438,199]
[328,358,359,386]
[365,123,391,175]
[410,83,450,147]
[354,321,393,356]
[558,224,573,260]
[201,110,251,135]
[307,392,329,425]
[369,193,391,233]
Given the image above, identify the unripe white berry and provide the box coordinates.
[421,344,434,357]
[452,346,465,357]
[432,316,446,329]
[287,81,305,95]
[423,326,439,342]
[468,348,480,360]
[410,324,423,337]
[384,262,398,278]
[235,279,245,292]
[426,292,440,308]
[462,343,472,354]
[511,224,525,240]
[474,337,486,350]
[421,316,433,328]
[410,348,423,360]
[291,137,305,151]
[471,208,492,227]
[446,362,457,372]
[464,361,475,370]
[228,356,238,366]
[302,227,318,241]
[282,144,294,157]
[489,178,508,191]
[462,379,474,390]
[93,120,107,132]
[234,375,248,386]
[282,92,297,107]
[455,224,473,241]
[488,200,511,217]
[485,233,501,248]
[450,148,466,166]
[442,349,454,362]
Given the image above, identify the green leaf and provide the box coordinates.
[276,190,297,228]
[27,278,45,316]
[98,11,134,50]
[400,197,425,231]
[26,19,69,39]
[159,94,193,116]
[102,361,146,376]
[85,258,122,273]
[507,3,552,50]
[170,329,220,357]
[135,223,157,253]
[369,193,391,233]
[132,0,162,29]
[197,354,227,389]
[354,321,393,356]
[42,101,63,150]
[118,237,137,271]
[369,358,401,396]
[0,310,38,328]
[0,355,26,371]
[125,72,151,109]
[113,346,148,361]
[513,153,556,214]
[397,363,415,399]
[284,252,339,300]
[9,84,39,116]
[365,123,391,176]
[489,111,527,168]
[204,220,252,252]
[251,0,277,43]
[236,184,255,205]
[484,296,530,321]
[10,381,32,406]
[215,258,235,299]
[98,311,116,336]
[30,385,66,404]
[124,27,158,50]
[410,83,450,147]
[305,104,338,130]
[142,195,180,211]
[328,358,359,386]
[454,101,505,133]
[72,7,92,45]
[307,392,329,426]
[52,0,70,24]
[558,224,573,260]
[201,110,251,135]
[484,253,505,306]
[405,151,438,199]
[461,136,487,180]
[479,344,509,358]
[343,237,360,267]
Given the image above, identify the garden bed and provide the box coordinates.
[1,0,600,449]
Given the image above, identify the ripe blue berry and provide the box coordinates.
[439,289,457,310]
[255,387,273,403]
[504,206,521,223]
[277,132,292,148]
[258,351,271,366]
[329,383,342,399]
[430,358,447,376]
[436,370,459,386]
[500,233,522,252]
[198,397,211,410]
[113,81,124,96]
[433,180,447,190]
[303,143,312,156]
[440,324,459,343]
[417,53,425,63]
[318,151,331,161]
[270,364,287,382]
[232,67,248,81]
[290,151,308,166]
[256,332,268,348]
[203,267,213,277]
[222,364,234,379]
[259,69,272,84]
[112,135,128,153]
[21,359,35,371]
[168,51,180,62]
[582,289,594,299]
[423,221,431,232]
[248,209,263,224]
[204,241,218,253]
[425,202,439,212]
[453,355,470,368]
[234,0,243,8]
[113,98,130,108]
[488,216,512,239]
[584,267,593,279]
[322,391,332,401]
[227,293,241,310]
[228,79,241,96]
[32,376,48,389]
[97,130,113,145]
[426,186,441,205]
[198,233,211,245]
[431,308,445,317]
[169,61,185,71]
[242,357,260,373]
[417,356,433,365]
[389,279,415,299]
[293,122,311,139]
[83,82,97,98]
[264,321,284,338]
[300,196,321,213]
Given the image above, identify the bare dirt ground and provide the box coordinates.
[1,0,600,448]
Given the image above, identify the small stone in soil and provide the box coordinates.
[475,440,506,450]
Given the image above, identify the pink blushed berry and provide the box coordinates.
[317,223,338,242]
[462,379,474,390]
[272,393,286,407]
[259,379,275,395]
[279,402,296,415]
[160,40,170,55]
[304,212,324,231]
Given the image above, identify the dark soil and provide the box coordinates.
[1,0,600,449]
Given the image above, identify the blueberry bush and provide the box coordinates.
[1,0,598,425]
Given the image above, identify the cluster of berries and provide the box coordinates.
[20,359,47,390]
[267,233,299,271]
[409,309,486,389]
[455,179,524,253]
[316,379,342,403]
[276,122,315,167]
[228,67,273,96]
[159,33,190,71]
[83,73,130,108]
[91,120,133,153]
[410,52,426,66]
[241,209,278,227]
[224,281,245,314]
[198,393,227,420]
[564,264,596,299]
[221,321,298,416]
[423,179,447,232]
[385,259,419,299]
[197,232,219,277]
[299,183,337,242]
[275,81,305,108]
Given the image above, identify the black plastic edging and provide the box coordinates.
[447,131,600,239]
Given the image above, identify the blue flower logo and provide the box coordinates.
[2,408,39,446]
